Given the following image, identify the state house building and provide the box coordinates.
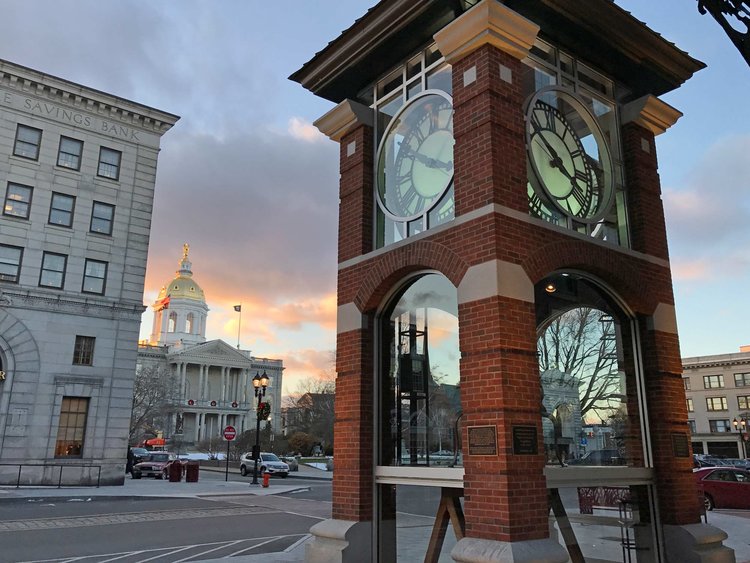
[0,59,178,486]
[291,1,736,562]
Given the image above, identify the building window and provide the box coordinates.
[735,373,750,387]
[683,378,691,390]
[49,192,76,227]
[39,252,67,289]
[82,259,107,295]
[168,312,177,333]
[706,397,728,411]
[54,397,89,457]
[0,245,23,283]
[186,313,194,334]
[739,396,750,410]
[686,398,694,412]
[73,336,95,365]
[97,147,121,180]
[687,420,696,434]
[709,419,731,433]
[13,124,42,160]
[57,137,83,170]
[4,183,33,219]
[703,375,724,389]
[90,202,115,235]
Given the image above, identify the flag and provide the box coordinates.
[234,304,242,312]
[154,296,170,311]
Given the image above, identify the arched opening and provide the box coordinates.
[537,272,657,561]
[186,313,194,334]
[168,312,177,333]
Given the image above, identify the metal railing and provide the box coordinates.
[0,463,102,488]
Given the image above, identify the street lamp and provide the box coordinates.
[251,371,269,485]
[732,417,747,459]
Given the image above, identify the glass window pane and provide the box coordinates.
[58,137,83,169]
[4,184,32,219]
[98,148,121,179]
[381,274,461,467]
[14,125,41,159]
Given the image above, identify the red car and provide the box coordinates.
[693,467,750,510]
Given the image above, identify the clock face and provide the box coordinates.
[526,87,614,223]
[377,91,455,222]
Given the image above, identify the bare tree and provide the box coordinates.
[129,364,179,444]
[538,307,623,423]
[283,362,335,453]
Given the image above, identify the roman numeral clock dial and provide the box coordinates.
[525,86,614,224]
[377,91,455,227]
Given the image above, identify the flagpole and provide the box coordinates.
[237,304,242,349]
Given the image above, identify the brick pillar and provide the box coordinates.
[458,295,548,541]
[307,100,375,562]
[622,96,734,561]
[435,3,567,560]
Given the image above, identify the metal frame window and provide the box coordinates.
[90,202,115,235]
[13,124,42,160]
[48,192,75,227]
[372,44,454,249]
[703,375,724,389]
[686,398,694,412]
[687,420,696,434]
[738,396,750,410]
[524,39,627,246]
[0,245,23,283]
[73,336,95,366]
[709,419,731,433]
[97,147,121,180]
[82,259,107,295]
[706,397,727,411]
[54,397,89,458]
[4,183,33,219]
[39,252,67,289]
[683,377,691,390]
[735,373,750,387]
[57,136,83,170]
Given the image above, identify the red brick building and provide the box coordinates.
[291,1,735,561]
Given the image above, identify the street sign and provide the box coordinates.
[223,425,237,441]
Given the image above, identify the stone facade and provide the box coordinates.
[0,58,178,486]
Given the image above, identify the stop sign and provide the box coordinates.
[223,425,237,441]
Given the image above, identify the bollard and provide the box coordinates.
[262,471,270,488]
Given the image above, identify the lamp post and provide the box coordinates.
[733,417,747,459]
[251,371,269,485]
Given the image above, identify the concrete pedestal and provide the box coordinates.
[451,536,569,563]
[663,523,735,563]
[305,519,371,563]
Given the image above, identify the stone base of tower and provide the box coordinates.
[305,519,371,563]
[663,523,735,563]
[450,537,568,563]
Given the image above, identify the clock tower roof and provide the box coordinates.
[290,0,705,104]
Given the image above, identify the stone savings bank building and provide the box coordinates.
[291,1,736,562]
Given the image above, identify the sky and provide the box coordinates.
[0,1,747,395]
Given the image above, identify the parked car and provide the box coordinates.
[694,466,750,510]
[280,456,299,472]
[725,458,750,470]
[131,452,181,479]
[239,452,289,478]
[129,447,150,465]
[567,449,625,466]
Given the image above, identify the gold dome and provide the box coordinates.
[156,243,206,303]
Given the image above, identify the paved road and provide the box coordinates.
[0,476,332,563]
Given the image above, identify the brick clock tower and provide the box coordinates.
[292,1,734,562]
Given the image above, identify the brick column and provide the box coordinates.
[306,100,375,562]
[622,96,734,561]
[436,2,567,561]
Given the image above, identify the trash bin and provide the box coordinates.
[185,461,200,483]
[262,472,270,488]
[168,462,182,482]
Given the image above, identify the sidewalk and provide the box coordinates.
[0,464,333,562]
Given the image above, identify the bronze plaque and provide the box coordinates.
[672,433,690,458]
[468,425,497,456]
[512,425,538,455]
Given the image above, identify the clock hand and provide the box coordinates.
[531,126,577,181]
[401,145,453,171]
